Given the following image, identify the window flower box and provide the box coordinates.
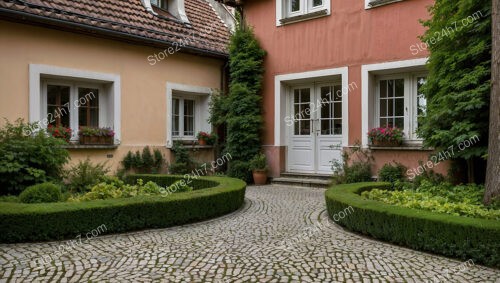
[47,125,72,143]
[368,127,404,147]
[79,127,115,145]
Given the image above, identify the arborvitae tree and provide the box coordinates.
[226,24,265,182]
[141,146,154,173]
[417,0,491,182]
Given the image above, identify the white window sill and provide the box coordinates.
[279,9,328,25]
[366,0,403,9]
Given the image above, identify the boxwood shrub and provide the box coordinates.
[325,182,500,268]
[0,176,245,243]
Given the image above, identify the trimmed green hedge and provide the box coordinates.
[325,182,500,268]
[125,174,219,190]
[0,176,246,243]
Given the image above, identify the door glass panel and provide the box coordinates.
[395,79,404,97]
[319,85,342,136]
[293,88,311,136]
[333,85,342,101]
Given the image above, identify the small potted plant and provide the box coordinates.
[47,125,72,143]
[249,153,268,185]
[196,131,216,146]
[79,127,115,145]
[368,127,404,147]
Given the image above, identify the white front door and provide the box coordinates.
[288,84,343,174]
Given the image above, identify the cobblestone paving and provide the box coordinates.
[1,185,499,283]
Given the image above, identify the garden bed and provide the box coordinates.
[325,182,500,268]
[0,176,246,243]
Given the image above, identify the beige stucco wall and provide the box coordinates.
[0,20,224,172]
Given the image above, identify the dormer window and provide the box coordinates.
[151,0,168,10]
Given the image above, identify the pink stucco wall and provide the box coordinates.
[243,0,445,177]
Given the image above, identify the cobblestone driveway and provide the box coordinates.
[1,185,499,282]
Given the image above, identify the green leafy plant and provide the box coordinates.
[0,119,69,195]
[417,0,491,181]
[368,127,404,144]
[153,149,164,173]
[362,181,499,220]
[378,162,407,182]
[78,127,115,137]
[196,131,217,145]
[331,143,373,184]
[19,182,62,203]
[226,24,266,182]
[249,153,267,171]
[65,158,110,193]
[141,146,154,171]
[169,141,198,174]
[122,151,134,171]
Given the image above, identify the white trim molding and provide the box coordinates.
[274,66,349,147]
[29,64,121,143]
[361,58,428,147]
[166,82,212,148]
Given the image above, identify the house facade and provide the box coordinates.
[222,0,448,178]
[0,0,234,171]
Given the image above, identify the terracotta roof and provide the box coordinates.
[0,0,231,57]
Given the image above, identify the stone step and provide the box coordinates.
[279,172,332,180]
[271,176,332,188]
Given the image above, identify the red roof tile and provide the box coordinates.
[0,0,231,56]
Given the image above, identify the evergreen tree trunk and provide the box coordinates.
[484,0,500,205]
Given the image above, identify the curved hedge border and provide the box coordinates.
[0,176,246,243]
[325,182,500,268]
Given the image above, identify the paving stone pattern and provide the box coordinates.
[1,185,499,282]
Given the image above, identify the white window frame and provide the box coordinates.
[171,96,197,139]
[41,80,104,140]
[276,0,331,26]
[361,59,428,147]
[166,82,212,148]
[29,64,121,144]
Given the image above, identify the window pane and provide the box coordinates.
[47,85,70,127]
[294,89,300,102]
[294,120,300,135]
[320,101,330,119]
[79,88,99,107]
[388,99,394,116]
[395,98,404,116]
[379,118,387,128]
[313,0,323,7]
[291,0,300,12]
[379,80,387,98]
[395,118,404,129]
[183,99,195,136]
[379,99,387,117]
[334,102,342,118]
[78,87,99,127]
[321,86,331,101]
[395,79,404,97]
[172,98,179,136]
[78,107,86,127]
[321,120,332,135]
[388,80,394,97]
[301,88,310,102]
[301,120,310,135]
[417,76,427,117]
[333,85,342,101]
[334,119,342,135]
